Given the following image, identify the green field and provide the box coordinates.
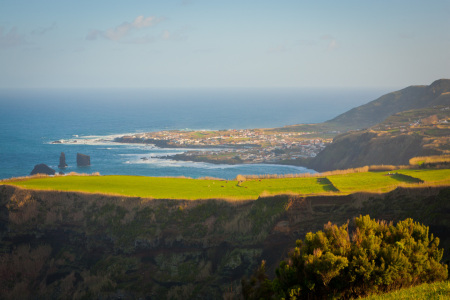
[3,176,327,200]
[3,168,450,200]
[327,172,404,193]
[362,280,450,300]
[397,169,450,182]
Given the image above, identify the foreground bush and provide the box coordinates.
[242,215,448,299]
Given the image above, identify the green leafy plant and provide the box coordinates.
[242,215,448,299]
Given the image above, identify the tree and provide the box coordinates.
[242,215,448,299]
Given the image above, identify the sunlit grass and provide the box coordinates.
[397,169,450,183]
[327,172,404,193]
[361,281,450,300]
[4,175,329,200]
[3,168,450,200]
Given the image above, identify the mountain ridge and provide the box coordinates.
[298,79,450,171]
[325,78,450,129]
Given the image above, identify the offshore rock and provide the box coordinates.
[58,152,68,168]
[76,153,90,167]
[30,164,55,175]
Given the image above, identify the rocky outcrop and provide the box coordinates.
[58,152,67,168]
[76,153,90,166]
[30,164,55,175]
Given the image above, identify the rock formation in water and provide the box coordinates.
[58,152,68,168]
[30,164,56,175]
[76,153,90,167]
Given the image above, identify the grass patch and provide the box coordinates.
[362,280,450,300]
[4,175,328,200]
[397,169,450,183]
[390,173,424,183]
[327,172,405,193]
[3,168,450,200]
[316,177,339,192]
[410,155,450,166]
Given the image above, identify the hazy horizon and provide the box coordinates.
[1,0,449,90]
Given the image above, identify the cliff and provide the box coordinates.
[1,185,449,299]
[304,131,434,172]
[304,104,450,172]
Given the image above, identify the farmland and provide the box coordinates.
[3,168,450,200]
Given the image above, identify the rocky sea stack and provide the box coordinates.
[76,153,90,167]
[58,152,67,168]
[30,164,55,175]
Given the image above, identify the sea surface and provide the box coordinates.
[0,87,391,180]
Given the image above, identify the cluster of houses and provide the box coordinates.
[132,129,331,163]
[177,138,330,163]
[138,129,323,147]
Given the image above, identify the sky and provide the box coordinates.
[0,0,449,89]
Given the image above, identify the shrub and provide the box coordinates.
[242,215,448,299]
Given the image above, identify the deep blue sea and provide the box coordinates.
[0,88,390,180]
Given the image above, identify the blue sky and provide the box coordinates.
[0,0,449,88]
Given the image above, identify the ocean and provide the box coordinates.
[0,87,390,180]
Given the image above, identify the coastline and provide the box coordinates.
[112,127,332,167]
[157,152,311,168]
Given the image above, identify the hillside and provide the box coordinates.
[304,105,450,171]
[1,183,450,299]
[326,79,450,129]
[280,79,450,133]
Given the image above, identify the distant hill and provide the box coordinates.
[277,79,450,133]
[289,79,450,171]
[305,105,450,172]
[325,79,450,129]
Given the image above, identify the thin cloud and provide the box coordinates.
[268,45,287,54]
[0,26,27,48]
[160,29,187,41]
[125,34,156,44]
[294,39,317,47]
[87,15,164,42]
[31,23,57,35]
[321,34,339,51]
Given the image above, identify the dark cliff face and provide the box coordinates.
[306,130,439,172]
[1,185,449,299]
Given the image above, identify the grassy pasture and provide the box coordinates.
[397,169,450,183]
[326,171,408,193]
[5,175,329,200]
[362,280,450,300]
[4,168,450,200]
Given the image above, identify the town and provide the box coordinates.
[115,128,333,165]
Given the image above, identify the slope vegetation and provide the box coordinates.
[326,79,450,129]
[305,104,450,172]
[1,183,450,299]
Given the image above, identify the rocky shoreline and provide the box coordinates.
[114,131,329,166]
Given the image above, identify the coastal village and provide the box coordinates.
[116,129,333,164]
[114,105,450,165]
